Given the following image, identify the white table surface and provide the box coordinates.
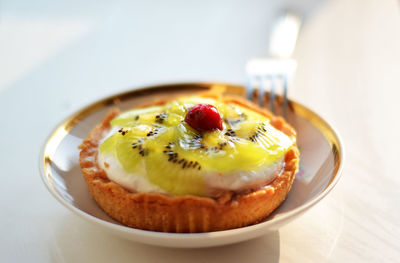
[1,0,399,262]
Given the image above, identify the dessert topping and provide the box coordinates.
[184,104,223,132]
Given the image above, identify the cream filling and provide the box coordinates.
[98,124,285,196]
[98,153,168,194]
[98,151,283,196]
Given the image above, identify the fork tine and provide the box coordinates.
[246,58,296,117]
[258,75,266,107]
[247,74,278,113]
[246,76,255,101]
[269,75,276,114]
[282,74,288,118]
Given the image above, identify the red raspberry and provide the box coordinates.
[184,104,223,132]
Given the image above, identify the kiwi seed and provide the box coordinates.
[118,128,129,136]
[155,112,167,124]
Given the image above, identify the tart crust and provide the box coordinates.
[79,96,300,233]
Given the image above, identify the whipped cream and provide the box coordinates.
[98,147,283,196]
[98,153,168,194]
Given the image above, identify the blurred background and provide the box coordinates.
[0,0,399,262]
[0,0,398,135]
[0,0,324,102]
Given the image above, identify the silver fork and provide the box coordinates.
[246,11,300,116]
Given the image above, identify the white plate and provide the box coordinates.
[39,82,344,248]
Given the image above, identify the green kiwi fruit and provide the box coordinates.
[98,97,293,196]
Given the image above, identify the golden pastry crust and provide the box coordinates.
[78,96,300,233]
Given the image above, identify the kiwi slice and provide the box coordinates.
[99,97,293,196]
[110,106,163,127]
[100,125,154,172]
[145,144,206,196]
[174,123,280,172]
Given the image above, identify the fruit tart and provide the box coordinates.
[79,94,299,233]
